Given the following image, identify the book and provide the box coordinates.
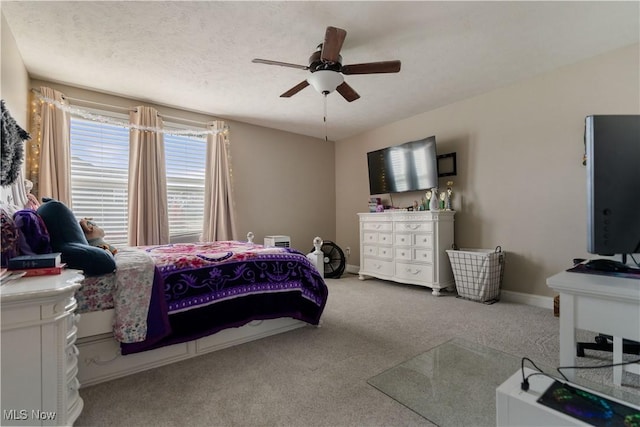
[18,264,67,277]
[8,252,62,270]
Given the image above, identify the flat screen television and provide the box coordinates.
[585,115,640,257]
[367,136,438,195]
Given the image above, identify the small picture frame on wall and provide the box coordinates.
[437,152,457,177]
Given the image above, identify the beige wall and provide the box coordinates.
[5,12,638,296]
[336,44,640,297]
[28,80,336,252]
[1,12,29,127]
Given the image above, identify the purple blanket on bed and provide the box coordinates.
[121,241,328,355]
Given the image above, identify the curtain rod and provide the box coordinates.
[64,95,216,126]
[32,89,217,127]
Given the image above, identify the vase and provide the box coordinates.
[429,188,439,211]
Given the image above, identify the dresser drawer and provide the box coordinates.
[362,258,394,276]
[363,245,378,257]
[395,247,412,260]
[414,234,433,248]
[377,246,393,259]
[395,248,433,262]
[395,261,434,283]
[395,222,433,233]
[364,231,392,245]
[366,245,393,259]
[394,233,412,246]
[414,248,433,263]
[362,221,392,232]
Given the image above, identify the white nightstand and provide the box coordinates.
[1,269,84,426]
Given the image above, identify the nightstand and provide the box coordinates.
[1,269,84,426]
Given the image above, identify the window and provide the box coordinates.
[164,127,207,241]
[70,115,206,245]
[70,117,130,245]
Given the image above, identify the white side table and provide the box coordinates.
[546,270,640,385]
[1,269,84,426]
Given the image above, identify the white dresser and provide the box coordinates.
[1,269,84,426]
[358,210,455,295]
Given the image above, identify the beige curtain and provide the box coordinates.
[202,120,237,241]
[127,106,169,246]
[38,86,72,205]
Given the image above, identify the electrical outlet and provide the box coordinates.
[345,247,351,257]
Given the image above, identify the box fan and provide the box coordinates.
[310,240,345,279]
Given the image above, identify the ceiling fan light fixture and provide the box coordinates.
[307,70,344,95]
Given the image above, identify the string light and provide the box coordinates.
[27,92,43,196]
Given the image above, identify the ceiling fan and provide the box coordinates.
[252,26,401,102]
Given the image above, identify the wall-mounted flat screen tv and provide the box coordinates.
[367,136,438,195]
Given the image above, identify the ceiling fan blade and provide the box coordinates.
[280,80,310,98]
[341,60,401,75]
[336,82,360,102]
[252,58,309,70]
[321,26,347,63]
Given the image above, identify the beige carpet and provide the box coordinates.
[75,274,639,426]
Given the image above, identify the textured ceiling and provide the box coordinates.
[2,1,639,141]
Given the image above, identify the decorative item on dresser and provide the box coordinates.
[1,269,84,426]
[358,210,455,295]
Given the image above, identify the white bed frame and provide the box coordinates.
[76,235,325,387]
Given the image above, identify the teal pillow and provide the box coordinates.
[63,242,116,276]
[37,200,88,248]
[37,200,115,276]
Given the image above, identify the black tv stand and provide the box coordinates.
[576,334,640,357]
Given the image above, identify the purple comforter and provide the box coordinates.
[121,241,328,355]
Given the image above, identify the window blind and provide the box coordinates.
[164,129,206,241]
[70,116,206,245]
[70,117,130,245]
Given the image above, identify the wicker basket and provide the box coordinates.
[446,247,505,303]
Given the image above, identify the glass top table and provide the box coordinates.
[368,337,639,427]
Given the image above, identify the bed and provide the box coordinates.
[1,189,328,387]
[74,234,328,386]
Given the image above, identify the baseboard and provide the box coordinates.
[345,264,553,309]
[345,263,359,275]
[500,290,554,310]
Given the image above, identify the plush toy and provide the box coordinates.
[79,218,117,255]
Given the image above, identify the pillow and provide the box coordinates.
[13,209,52,255]
[36,199,88,248]
[37,200,114,276]
[1,208,20,267]
[62,242,116,276]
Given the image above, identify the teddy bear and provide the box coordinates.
[79,218,117,255]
